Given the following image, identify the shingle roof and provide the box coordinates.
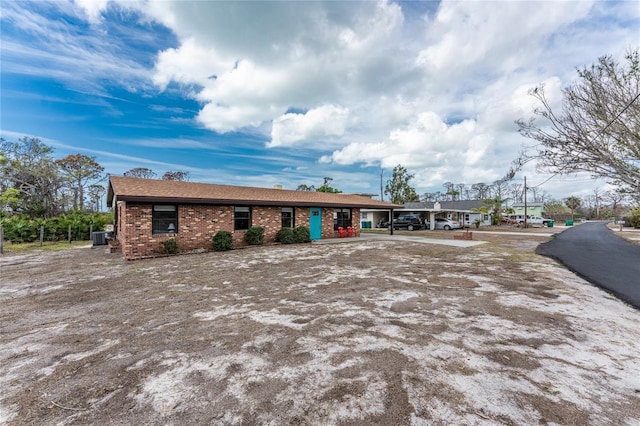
[108,176,401,209]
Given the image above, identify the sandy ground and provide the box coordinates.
[1,230,639,425]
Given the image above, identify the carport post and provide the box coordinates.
[390,209,394,235]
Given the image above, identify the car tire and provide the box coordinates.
[408,224,414,231]
[444,225,451,230]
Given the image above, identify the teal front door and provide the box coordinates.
[309,207,322,240]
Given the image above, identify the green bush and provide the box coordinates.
[0,211,113,243]
[276,228,295,244]
[162,238,179,254]
[1,217,36,243]
[245,226,264,245]
[213,231,233,251]
[293,226,311,243]
[629,208,640,229]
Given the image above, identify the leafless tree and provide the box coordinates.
[471,182,491,200]
[591,187,605,219]
[509,183,524,204]
[456,183,468,200]
[516,49,640,192]
[604,190,629,219]
[492,179,510,203]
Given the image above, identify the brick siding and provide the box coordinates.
[115,203,361,260]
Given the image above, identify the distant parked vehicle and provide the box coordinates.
[524,216,545,226]
[393,215,424,231]
[434,218,460,230]
[508,215,550,226]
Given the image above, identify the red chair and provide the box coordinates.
[338,227,347,238]
[347,226,355,237]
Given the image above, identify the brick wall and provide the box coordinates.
[117,203,328,259]
[322,207,361,238]
[352,208,361,236]
[116,203,362,260]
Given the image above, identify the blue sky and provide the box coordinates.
[1,0,638,200]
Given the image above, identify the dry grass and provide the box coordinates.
[1,234,639,425]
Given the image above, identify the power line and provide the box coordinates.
[527,173,558,188]
[597,91,640,137]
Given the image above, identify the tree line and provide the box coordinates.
[382,164,525,205]
[0,137,189,219]
[1,137,105,218]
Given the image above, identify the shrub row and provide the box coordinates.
[210,226,311,252]
[0,212,113,243]
[159,226,315,255]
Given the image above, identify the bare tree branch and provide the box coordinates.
[515,49,640,192]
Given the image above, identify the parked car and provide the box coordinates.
[434,218,460,230]
[393,214,424,231]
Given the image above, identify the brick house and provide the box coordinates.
[107,176,400,260]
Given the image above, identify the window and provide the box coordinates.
[153,205,177,234]
[234,206,251,230]
[281,207,294,228]
[334,208,351,230]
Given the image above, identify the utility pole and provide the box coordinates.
[380,169,384,202]
[524,176,528,228]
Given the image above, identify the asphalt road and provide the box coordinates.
[536,222,640,309]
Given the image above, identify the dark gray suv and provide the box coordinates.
[393,214,424,231]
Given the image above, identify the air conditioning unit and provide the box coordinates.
[92,231,107,246]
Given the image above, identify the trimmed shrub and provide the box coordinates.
[245,226,264,245]
[276,228,295,244]
[162,238,179,254]
[213,231,233,251]
[293,226,311,243]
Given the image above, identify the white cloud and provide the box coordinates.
[320,111,497,187]
[74,0,109,24]
[4,0,639,198]
[152,38,232,91]
[416,1,593,76]
[268,105,350,148]
[143,1,409,134]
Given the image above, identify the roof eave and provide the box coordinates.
[114,195,399,209]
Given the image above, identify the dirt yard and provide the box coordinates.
[1,230,639,425]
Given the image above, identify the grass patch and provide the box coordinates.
[1,240,92,253]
